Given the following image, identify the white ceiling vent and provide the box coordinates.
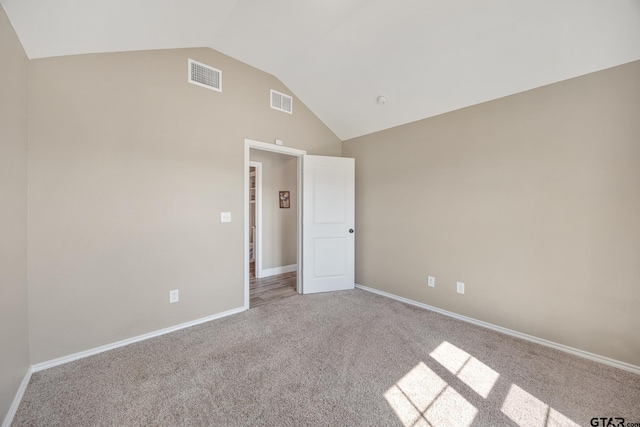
[270,90,293,114]
[188,59,221,92]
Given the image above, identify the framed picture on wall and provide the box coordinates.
[279,191,290,208]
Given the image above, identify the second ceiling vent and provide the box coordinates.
[188,59,221,92]
[271,90,293,114]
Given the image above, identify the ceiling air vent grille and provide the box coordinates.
[270,89,293,114]
[188,59,221,92]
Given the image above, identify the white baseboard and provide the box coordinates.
[31,306,245,373]
[355,283,640,376]
[258,264,297,279]
[2,367,32,427]
[4,306,245,425]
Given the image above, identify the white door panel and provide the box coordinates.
[314,238,347,277]
[314,165,348,223]
[303,155,354,294]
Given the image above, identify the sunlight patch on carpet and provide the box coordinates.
[501,384,580,427]
[385,361,477,427]
[430,341,499,398]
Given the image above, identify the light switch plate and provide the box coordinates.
[221,212,231,223]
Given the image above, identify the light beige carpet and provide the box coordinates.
[14,289,640,426]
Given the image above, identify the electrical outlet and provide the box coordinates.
[456,282,465,294]
[428,276,435,287]
[169,290,179,303]
[220,212,231,223]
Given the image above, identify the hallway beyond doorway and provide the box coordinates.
[250,261,297,308]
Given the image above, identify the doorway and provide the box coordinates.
[244,139,306,310]
[243,139,356,309]
[248,151,298,308]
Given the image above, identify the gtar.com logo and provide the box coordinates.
[590,418,626,427]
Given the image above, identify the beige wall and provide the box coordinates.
[343,60,640,366]
[250,150,298,270]
[28,47,341,364]
[0,4,30,422]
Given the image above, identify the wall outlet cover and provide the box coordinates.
[169,290,179,303]
[428,276,435,287]
[457,282,465,294]
[221,212,231,222]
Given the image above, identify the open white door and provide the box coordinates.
[302,155,355,294]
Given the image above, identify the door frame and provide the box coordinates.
[248,161,262,277]
[243,139,306,310]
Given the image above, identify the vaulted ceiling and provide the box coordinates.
[3,0,640,140]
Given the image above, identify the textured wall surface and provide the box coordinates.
[344,61,640,366]
[28,47,340,363]
[0,4,29,422]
